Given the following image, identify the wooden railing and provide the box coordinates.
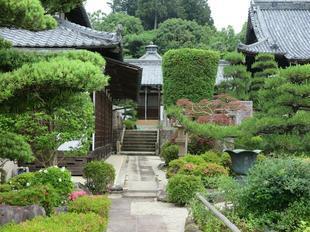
[196,193,241,232]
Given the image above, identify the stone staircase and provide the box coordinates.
[121,130,158,156]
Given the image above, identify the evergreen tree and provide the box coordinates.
[216,52,251,100]
[250,53,278,107]
[238,65,310,154]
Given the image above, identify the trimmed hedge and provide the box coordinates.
[163,48,220,106]
[1,212,107,232]
[161,143,179,165]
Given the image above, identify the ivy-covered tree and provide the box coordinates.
[250,53,278,107]
[216,52,251,100]
[237,65,310,154]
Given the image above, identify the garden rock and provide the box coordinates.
[0,205,46,225]
[184,216,202,232]
[54,206,68,214]
[157,189,168,202]
[110,185,123,192]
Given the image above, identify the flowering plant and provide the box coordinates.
[69,191,87,201]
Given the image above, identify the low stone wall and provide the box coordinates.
[0,205,45,226]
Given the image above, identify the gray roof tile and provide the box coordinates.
[238,0,310,61]
[0,18,120,48]
[125,44,163,86]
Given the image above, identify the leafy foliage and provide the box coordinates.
[0,50,107,166]
[236,158,310,231]
[40,0,85,14]
[0,185,60,215]
[167,174,204,206]
[84,161,115,194]
[0,0,57,30]
[123,30,156,58]
[8,172,36,190]
[163,48,219,106]
[34,167,74,204]
[90,11,144,36]
[68,195,111,219]
[161,143,179,165]
[1,212,107,232]
[0,132,34,164]
[109,0,213,30]
[155,19,210,54]
[167,153,229,188]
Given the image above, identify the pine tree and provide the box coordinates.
[216,52,251,100]
[250,53,278,107]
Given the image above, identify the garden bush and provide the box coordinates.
[34,167,73,204]
[179,162,229,188]
[188,135,216,155]
[123,119,136,129]
[68,195,111,219]
[201,151,231,168]
[1,212,107,232]
[161,142,179,165]
[0,184,12,192]
[167,174,204,206]
[8,172,36,190]
[84,161,115,194]
[236,158,310,231]
[163,48,219,106]
[0,185,60,215]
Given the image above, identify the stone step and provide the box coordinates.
[123,137,157,141]
[122,191,158,198]
[124,135,157,139]
[120,151,156,156]
[123,142,156,146]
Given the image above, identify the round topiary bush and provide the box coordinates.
[161,143,179,165]
[167,174,204,206]
[84,161,115,195]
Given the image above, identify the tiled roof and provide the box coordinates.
[0,18,121,49]
[125,44,163,86]
[238,0,310,61]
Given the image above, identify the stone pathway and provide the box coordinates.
[107,155,188,232]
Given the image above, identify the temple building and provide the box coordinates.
[126,43,163,126]
[238,0,310,68]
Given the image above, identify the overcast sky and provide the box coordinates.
[84,0,250,32]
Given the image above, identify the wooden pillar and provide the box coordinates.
[157,85,161,121]
[144,87,148,120]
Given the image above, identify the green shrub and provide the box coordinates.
[237,158,310,231]
[8,172,36,190]
[123,119,136,129]
[167,174,204,206]
[188,135,215,155]
[34,167,73,204]
[167,158,186,178]
[161,143,179,165]
[68,195,111,219]
[0,185,60,215]
[163,48,219,106]
[84,161,115,194]
[1,212,107,232]
[179,162,229,188]
[223,52,244,65]
[201,151,231,168]
[0,184,12,192]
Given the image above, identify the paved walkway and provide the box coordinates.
[107,155,188,232]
